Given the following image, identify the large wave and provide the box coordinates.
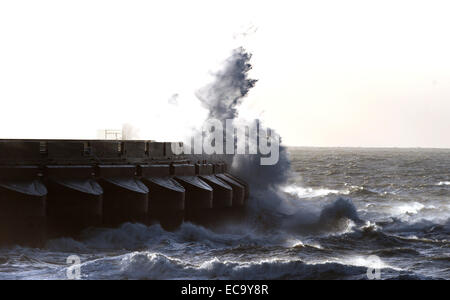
[117,252,371,280]
[193,47,364,236]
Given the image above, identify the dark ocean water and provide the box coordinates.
[0,148,448,280]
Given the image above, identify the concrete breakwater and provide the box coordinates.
[0,140,248,246]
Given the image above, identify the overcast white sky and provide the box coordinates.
[0,0,449,147]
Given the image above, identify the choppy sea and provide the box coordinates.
[0,147,448,280]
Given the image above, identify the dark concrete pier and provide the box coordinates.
[0,139,249,246]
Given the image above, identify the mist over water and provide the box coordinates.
[0,49,448,280]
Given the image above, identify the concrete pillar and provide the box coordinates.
[214,165,248,223]
[45,165,103,237]
[0,166,47,246]
[172,164,213,224]
[96,165,149,227]
[196,163,234,225]
[139,164,185,230]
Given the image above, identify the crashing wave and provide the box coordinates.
[118,252,369,280]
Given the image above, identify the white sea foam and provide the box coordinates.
[282,185,346,198]
[115,251,369,280]
[393,202,425,215]
[318,255,401,271]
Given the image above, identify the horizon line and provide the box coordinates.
[285,145,450,150]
